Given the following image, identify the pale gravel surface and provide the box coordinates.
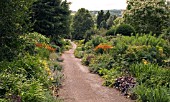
[59,42,132,102]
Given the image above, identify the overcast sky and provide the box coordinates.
[67,0,127,11]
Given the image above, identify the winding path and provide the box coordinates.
[59,42,132,102]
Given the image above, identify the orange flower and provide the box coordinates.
[35,43,43,47]
[94,44,113,51]
[35,43,56,52]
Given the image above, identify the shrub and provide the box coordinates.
[20,32,50,56]
[115,24,135,36]
[106,27,116,36]
[129,63,170,88]
[134,85,170,102]
[84,36,107,50]
[89,54,114,73]
[162,27,170,41]
[94,43,113,54]
[82,54,95,66]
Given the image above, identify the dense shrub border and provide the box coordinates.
[0,33,63,102]
[75,34,170,101]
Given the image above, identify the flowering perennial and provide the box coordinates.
[94,44,113,51]
[35,43,56,52]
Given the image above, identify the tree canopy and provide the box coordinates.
[0,0,34,36]
[0,0,35,61]
[123,0,170,35]
[72,8,94,40]
[32,0,71,39]
[97,10,111,29]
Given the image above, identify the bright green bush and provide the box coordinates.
[74,50,84,58]
[98,68,120,87]
[84,36,107,50]
[89,54,114,73]
[20,32,50,56]
[134,85,170,102]
[115,24,135,36]
[130,63,170,87]
[111,35,170,66]
[82,54,94,66]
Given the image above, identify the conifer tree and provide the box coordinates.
[32,0,71,39]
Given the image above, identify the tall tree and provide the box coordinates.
[97,10,104,29]
[0,0,34,36]
[97,10,110,29]
[0,0,35,61]
[32,0,71,39]
[104,11,111,21]
[72,8,94,40]
[124,0,170,35]
[107,15,117,29]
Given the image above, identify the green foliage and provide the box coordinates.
[32,0,71,39]
[115,24,136,36]
[111,34,170,66]
[72,8,94,40]
[84,29,96,44]
[98,68,120,87]
[106,15,117,29]
[0,0,34,35]
[20,32,50,55]
[162,27,170,41]
[97,10,105,29]
[134,85,170,102]
[74,46,84,58]
[0,32,62,101]
[82,34,170,100]
[130,63,170,87]
[106,27,116,36]
[82,54,94,66]
[113,17,124,27]
[84,36,107,50]
[124,0,170,34]
[97,10,111,29]
[89,54,114,73]
[0,0,35,61]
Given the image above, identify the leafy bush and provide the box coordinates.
[74,46,84,58]
[89,54,114,73]
[130,63,170,88]
[111,35,170,66]
[134,85,170,102]
[82,54,94,66]
[0,32,63,101]
[20,32,51,56]
[106,27,116,36]
[162,27,170,41]
[94,43,113,54]
[115,24,135,36]
[98,68,120,87]
[84,36,107,50]
[82,34,170,101]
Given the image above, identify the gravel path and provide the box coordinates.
[59,42,132,102]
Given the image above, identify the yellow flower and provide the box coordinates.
[142,59,148,65]
[48,71,51,75]
[50,77,54,81]
[158,47,163,54]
